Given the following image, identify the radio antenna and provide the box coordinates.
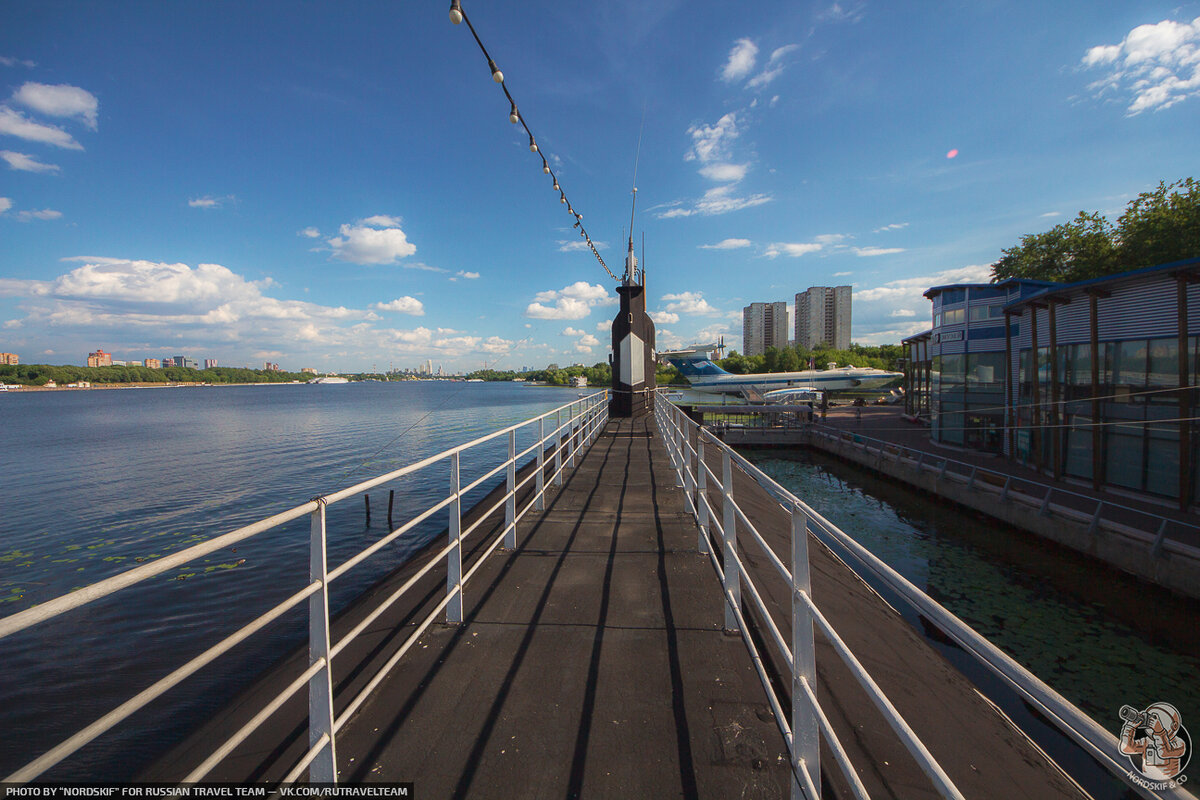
[624,103,647,285]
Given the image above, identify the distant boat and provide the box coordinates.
[466,378,484,383]
[308,376,349,384]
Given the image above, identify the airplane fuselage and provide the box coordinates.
[684,366,902,395]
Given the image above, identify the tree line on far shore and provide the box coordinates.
[0,363,313,386]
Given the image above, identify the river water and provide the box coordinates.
[745,449,1200,797]
[3,387,1197,787]
[0,381,575,779]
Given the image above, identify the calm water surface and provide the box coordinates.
[0,381,576,779]
[746,450,1200,798]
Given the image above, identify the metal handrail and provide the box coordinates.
[810,424,1200,548]
[2,391,610,783]
[656,392,1175,800]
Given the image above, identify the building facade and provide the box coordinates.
[795,286,852,350]
[144,358,161,369]
[204,358,218,369]
[0,352,18,365]
[905,258,1200,507]
[87,349,112,367]
[173,356,198,369]
[742,301,788,356]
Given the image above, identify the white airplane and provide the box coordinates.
[660,343,903,400]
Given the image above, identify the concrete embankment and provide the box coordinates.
[804,424,1200,601]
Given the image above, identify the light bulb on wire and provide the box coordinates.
[448,0,463,24]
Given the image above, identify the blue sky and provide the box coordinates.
[2,1,1199,372]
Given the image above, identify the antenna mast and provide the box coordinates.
[624,106,646,286]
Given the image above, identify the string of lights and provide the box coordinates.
[448,0,619,283]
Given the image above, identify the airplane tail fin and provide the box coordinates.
[666,356,730,378]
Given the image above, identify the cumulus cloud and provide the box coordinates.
[698,163,748,182]
[299,227,321,238]
[722,39,758,83]
[327,216,417,264]
[16,208,62,221]
[686,113,739,164]
[659,185,771,218]
[650,310,680,324]
[890,308,916,317]
[662,291,719,315]
[188,195,234,209]
[873,222,908,233]
[699,238,752,250]
[578,334,600,347]
[0,106,82,149]
[0,57,37,68]
[853,246,905,257]
[747,44,800,89]
[1,150,59,173]
[0,197,12,214]
[1081,17,1200,114]
[456,270,480,279]
[11,82,99,129]
[558,239,608,253]
[561,327,586,336]
[524,281,613,320]
[373,297,425,315]
[853,264,992,303]
[764,242,824,258]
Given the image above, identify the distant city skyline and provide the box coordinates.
[2,3,1198,369]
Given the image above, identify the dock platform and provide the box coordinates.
[150,415,1088,798]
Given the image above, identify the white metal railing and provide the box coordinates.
[809,424,1200,558]
[655,395,1176,800]
[0,391,610,783]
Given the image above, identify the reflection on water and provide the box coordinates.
[747,451,1200,735]
[0,381,576,779]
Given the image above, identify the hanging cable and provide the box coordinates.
[448,1,620,282]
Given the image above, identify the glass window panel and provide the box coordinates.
[1146,430,1180,498]
[1147,338,1178,390]
[944,308,965,325]
[942,288,966,305]
[1105,427,1144,490]
[1065,421,1093,480]
[966,351,1005,387]
[1113,340,1148,391]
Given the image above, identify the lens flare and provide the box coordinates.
[946,149,959,159]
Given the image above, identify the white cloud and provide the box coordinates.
[650,310,680,324]
[327,216,416,264]
[188,195,234,209]
[854,264,992,303]
[872,222,908,233]
[299,227,321,238]
[890,308,916,317]
[1039,211,1061,218]
[595,320,609,331]
[456,270,480,279]
[699,238,752,250]
[853,246,905,257]
[747,44,800,89]
[373,297,425,316]
[814,233,847,245]
[685,112,739,163]
[0,57,36,68]
[578,334,600,347]
[1,150,59,173]
[1081,17,1200,114]
[833,271,852,277]
[11,82,99,129]
[662,291,719,315]
[16,208,62,221]
[698,162,748,182]
[0,197,11,214]
[561,327,585,336]
[819,2,865,23]
[558,239,608,252]
[659,185,771,218]
[722,39,758,83]
[525,281,613,320]
[764,242,824,258]
[0,106,83,149]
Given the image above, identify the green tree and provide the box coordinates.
[991,211,1118,283]
[1115,178,1200,271]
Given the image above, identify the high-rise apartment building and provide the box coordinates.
[204,358,218,369]
[87,349,112,367]
[742,301,788,356]
[0,352,18,365]
[794,286,852,350]
[144,358,161,369]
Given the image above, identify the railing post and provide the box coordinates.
[569,403,578,468]
[722,448,739,632]
[505,429,517,549]
[308,499,338,782]
[1000,476,1011,502]
[697,434,709,554]
[536,416,545,511]
[791,502,819,800]
[683,423,695,505]
[967,466,977,489]
[555,409,564,487]
[1151,519,1169,559]
[1038,488,1053,517]
[447,451,463,624]
[1088,500,1103,536]
[673,412,684,488]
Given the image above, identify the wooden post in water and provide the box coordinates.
[387,489,395,528]
[364,494,371,524]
